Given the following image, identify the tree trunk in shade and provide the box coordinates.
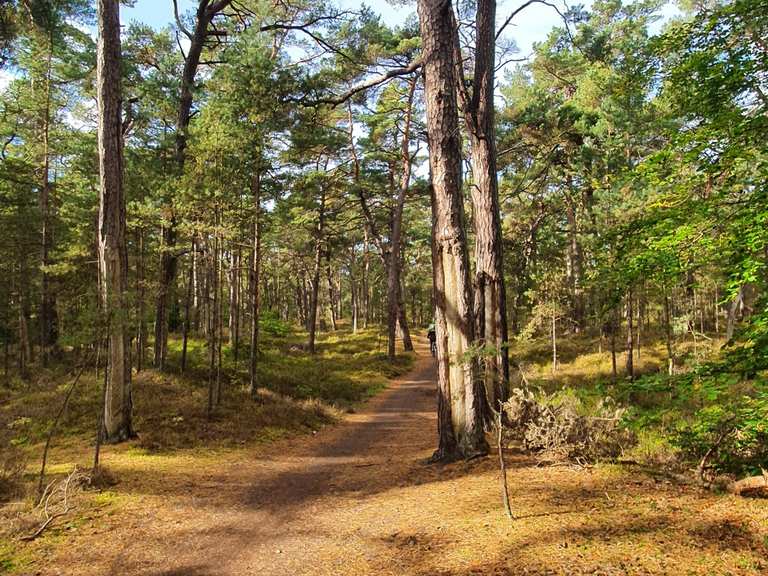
[96,0,133,443]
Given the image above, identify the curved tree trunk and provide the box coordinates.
[386,77,417,360]
[154,0,233,371]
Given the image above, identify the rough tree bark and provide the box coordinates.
[453,0,509,410]
[419,0,488,461]
[96,0,132,442]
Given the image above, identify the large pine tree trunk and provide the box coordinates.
[419,0,487,461]
[457,0,509,409]
[96,0,132,443]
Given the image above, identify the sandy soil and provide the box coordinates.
[19,345,768,575]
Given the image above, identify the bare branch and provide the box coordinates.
[172,0,193,39]
[315,59,423,107]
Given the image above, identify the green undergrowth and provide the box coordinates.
[511,331,767,476]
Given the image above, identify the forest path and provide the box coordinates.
[42,339,768,576]
[49,340,458,575]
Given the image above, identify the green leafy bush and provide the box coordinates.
[259,312,291,338]
[674,392,768,477]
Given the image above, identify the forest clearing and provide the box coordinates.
[1,0,767,574]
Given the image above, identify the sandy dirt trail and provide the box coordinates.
[46,347,451,576]
[37,343,768,576]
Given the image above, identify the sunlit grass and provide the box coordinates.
[0,324,414,572]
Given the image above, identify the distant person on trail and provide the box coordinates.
[427,324,437,357]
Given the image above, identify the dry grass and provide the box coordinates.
[513,331,724,390]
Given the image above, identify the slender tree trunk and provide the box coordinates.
[154,1,233,370]
[326,251,338,331]
[96,0,132,442]
[308,191,326,354]
[636,291,642,362]
[565,195,584,332]
[726,286,742,341]
[350,258,358,333]
[551,311,557,374]
[397,280,414,350]
[625,289,634,380]
[363,233,370,328]
[180,238,195,374]
[610,310,617,382]
[154,224,176,371]
[386,78,417,360]
[664,291,675,375]
[216,240,223,405]
[38,28,57,366]
[207,227,220,417]
[136,228,146,373]
[249,172,262,397]
[714,285,720,334]
[419,0,487,461]
[229,249,240,349]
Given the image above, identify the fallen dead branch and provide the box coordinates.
[495,404,514,520]
[501,387,634,463]
[36,354,93,501]
[21,466,90,542]
[729,469,768,497]
[618,461,768,498]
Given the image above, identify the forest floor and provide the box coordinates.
[4,337,768,575]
